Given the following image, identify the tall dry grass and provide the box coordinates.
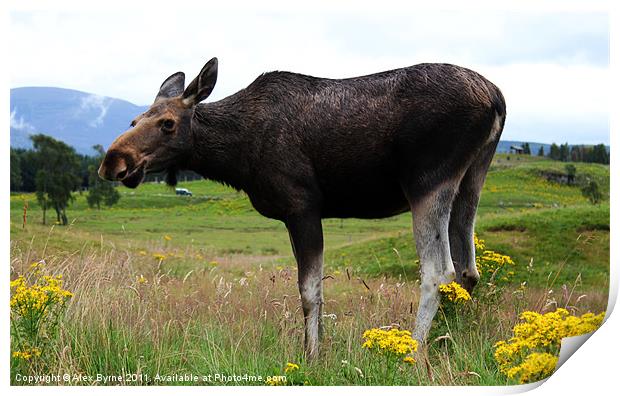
[9,238,608,386]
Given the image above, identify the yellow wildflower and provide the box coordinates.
[136,275,148,284]
[474,244,516,284]
[362,327,418,356]
[153,253,166,261]
[439,282,471,303]
[284,362,300,373]
[477,250,515,274]
[265,376,287,386]
[403,356,416,364]
[164,235,172,241]
[474,234,486,251]
[12,347,42,360]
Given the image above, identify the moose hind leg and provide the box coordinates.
[448,182,480,293]
[409,183,458,343]
[449,142,497,293]
[286,212,324,358]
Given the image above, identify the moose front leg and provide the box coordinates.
[286,212,324,359]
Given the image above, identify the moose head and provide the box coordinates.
[98,58,218,187]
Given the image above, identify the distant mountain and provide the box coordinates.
[10,87,148,155]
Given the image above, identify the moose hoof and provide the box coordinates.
[460,271,480,293]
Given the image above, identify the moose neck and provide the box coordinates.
[187,100,252,191]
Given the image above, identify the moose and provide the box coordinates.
[99,57,506,358]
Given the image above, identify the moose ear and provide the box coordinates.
[155,72,185,103]
[182,57,218,107]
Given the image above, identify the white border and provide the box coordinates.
[2,1,616,395]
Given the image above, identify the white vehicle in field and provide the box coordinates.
[175,188,193,197]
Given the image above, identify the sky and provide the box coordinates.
[8,1,611,144]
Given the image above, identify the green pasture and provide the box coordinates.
[10,154,610,289]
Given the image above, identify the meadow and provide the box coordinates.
[9,154,610,385]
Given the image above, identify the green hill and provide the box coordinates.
[10,154,609,289]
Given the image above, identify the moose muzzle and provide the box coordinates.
[98,150,145,188]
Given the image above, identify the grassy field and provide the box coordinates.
[9,154,610,385]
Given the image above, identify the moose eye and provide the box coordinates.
[161,119,175,133]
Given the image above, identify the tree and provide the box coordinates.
[523,142,531,155]
[559,143,570,162]
[537,146,545,157]
[11,148,38,192]
[10,149,22,191]
[79,151,101,190]
[31,134,81,225]
[548,143,560,160]
[34,166,50,225]
[87,145,120,209]
[591,144,609,165]
[570,145,583,162]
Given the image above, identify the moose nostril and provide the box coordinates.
[116,168,128,180]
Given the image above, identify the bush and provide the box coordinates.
[580,180,602,204]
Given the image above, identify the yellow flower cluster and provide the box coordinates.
[362,328,418,356]
[265,376,287,386]
[494,308,605,383]
[473,234,516,283]
[477,250,515,278]
[284,362,300,373]
[439,281,471,303]
[10,275,73,318]
[504,352,558,384]
[12,347,42,360]
[153,253,166,261]
[513,309,605,347]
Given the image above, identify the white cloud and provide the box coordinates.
[8,5,610,144]
[78,94,111,128]
[476,63,609,143]
[10,108,35,132]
